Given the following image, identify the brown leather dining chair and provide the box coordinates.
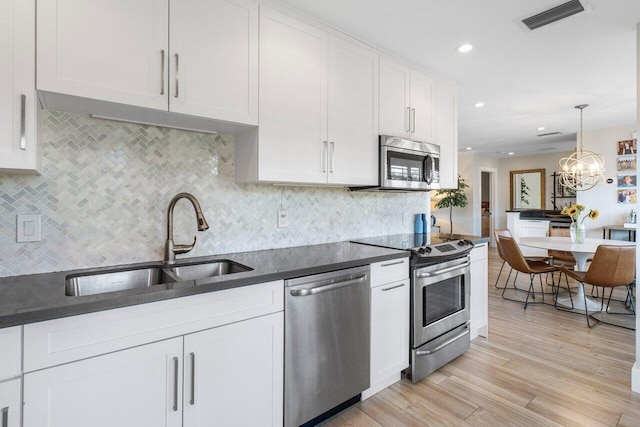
[494,229,552,290]
[548,227,578,308]
[498,235,560,309]
[560,245,636,329]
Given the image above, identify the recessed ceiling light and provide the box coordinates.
[474,102,485,108]
[466,147,472,151]
[456,44,473,53]
[508,152,515,156]
[537,127,546,131]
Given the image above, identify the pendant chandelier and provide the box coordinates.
[558,104,605,191]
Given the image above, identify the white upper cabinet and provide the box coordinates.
[410,71,435,143]
[237,6,378,185]
[169,0,258,124]
[0,0,40,174]
[37,0,169,111]
[435,80,458,189]
[378,58,411,138]
[379,58,435,144]
[37,0,258,125]
[327,36,378,186]
[257,6,328,184]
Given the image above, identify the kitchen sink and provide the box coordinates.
[65,266,176,297]
[166,260,252,281]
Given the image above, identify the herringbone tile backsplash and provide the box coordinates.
[0,111,428,278]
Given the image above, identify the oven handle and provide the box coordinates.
[415,322,470,356]
[416,261,470,278]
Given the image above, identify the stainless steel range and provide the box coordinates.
[352,233,474,383]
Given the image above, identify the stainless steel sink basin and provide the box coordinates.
[65,267,175,297]
[166,260,252,281]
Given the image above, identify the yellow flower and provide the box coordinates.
[589,209,599,220]
[567,206,578,217]
[561,206,568,215]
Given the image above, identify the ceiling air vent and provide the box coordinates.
[537,131,563,137]
[522,0,586,30]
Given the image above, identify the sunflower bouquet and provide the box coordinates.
[561,203,599,226]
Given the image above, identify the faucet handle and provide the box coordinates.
[174,236,196,255]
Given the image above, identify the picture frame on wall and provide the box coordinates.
[617,155,637,172]
[617,139,637,155]
[618,189,637,204]
[617,174,637,188]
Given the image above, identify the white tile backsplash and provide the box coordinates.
[0,111,428,278]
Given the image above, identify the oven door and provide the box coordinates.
[412,256,470,346]
[380,138,440,190]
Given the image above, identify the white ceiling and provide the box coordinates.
[275,0,640,157]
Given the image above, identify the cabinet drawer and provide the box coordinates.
[370,258,409,287]
[520,220,550,229]
[0,326,22,380]
[24,280,283,372]
[470,243,488,262]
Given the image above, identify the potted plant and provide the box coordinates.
[434,175,469,235]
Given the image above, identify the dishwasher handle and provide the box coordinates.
[289,274,367,297]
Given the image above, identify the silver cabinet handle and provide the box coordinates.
[174,53,179,98]
[411,108,416,133]
[381,283,405,292]
[329,141,335,173]
[172,356,179,412]
[160,50,165,95]
[20,95,26,150]
[2,406,8,427]
[416,261,470,278]
[406,107,411,133]
[381,260,405,267]
[416,322,469,356]
[290,274,367,296]
[322,141,328,172]
[189,352,195,405]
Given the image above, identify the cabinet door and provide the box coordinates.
[0,379,21,427]
[410,71,435,143]
[327,37,378,186]
[183,312,283,427]
[378,57,410,139]
[258,6,328,183]
[0,0,39,173]
[23,337,183,427]
[435,80,458,189]
[470,244,488,339]
[170,0,257,124]
[370,279,409,385]
[0,326,21,381]
[37,0,168,110]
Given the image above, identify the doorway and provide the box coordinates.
[479,169,497,245]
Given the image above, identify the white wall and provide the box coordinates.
[576,124,638,237]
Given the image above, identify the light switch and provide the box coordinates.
[17,214,41,242]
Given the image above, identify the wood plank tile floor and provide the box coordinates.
[321,247,640,427]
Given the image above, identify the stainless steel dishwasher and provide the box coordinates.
[285,265,371,427]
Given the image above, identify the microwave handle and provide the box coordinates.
[423,155,433,185]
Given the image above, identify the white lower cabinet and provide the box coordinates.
[0,378,21,427]
[363,259,409,399]
[24,337,184,427]
[470,243,488,339]
[183,312,283,427]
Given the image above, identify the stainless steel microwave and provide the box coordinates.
[379,135,440,191]
[349,135,440,192]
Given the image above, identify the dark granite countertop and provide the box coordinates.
[0,242,407,328]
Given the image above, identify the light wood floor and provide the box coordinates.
[321,248,640,427]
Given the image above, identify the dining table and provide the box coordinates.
[516,236,636,311]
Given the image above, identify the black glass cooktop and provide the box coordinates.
[351,233,472,251]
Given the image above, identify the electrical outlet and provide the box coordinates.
[278,209,289,228]
[17,214,41,242]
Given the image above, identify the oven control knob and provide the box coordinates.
[457,240,466,246]
[424,247,432,254]
[418,247,426,255]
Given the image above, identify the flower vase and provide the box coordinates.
[570,222,586,244]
